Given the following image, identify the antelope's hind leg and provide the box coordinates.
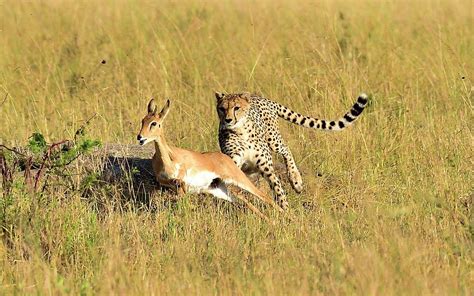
[207,179,270,222]
[233,191,271,223]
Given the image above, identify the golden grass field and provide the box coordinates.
[0,0,473,294]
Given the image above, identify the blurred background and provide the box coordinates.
[0,0,472,294]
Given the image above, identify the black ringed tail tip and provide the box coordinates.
[357,93,369,105]
[353,103,364,113]
[277,92,368,131]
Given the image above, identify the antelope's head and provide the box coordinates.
[137,99,171,146]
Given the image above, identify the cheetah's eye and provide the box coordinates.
[234,106,240,111]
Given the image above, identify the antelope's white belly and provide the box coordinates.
[183,169,218,193]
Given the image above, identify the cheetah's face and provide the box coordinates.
[215,93,251,129]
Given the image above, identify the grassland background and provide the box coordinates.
[0,0,472,294]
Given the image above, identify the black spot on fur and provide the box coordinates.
[300,118,306,125]
[309,120,315,128]
[350,108,360,117]
[353,103,364,113]
[292,117,297,123]
[210,178,222,188]
[344,114,354,122]
[330,121,336,126]
[321,121,326,129]
[338,121,345,129]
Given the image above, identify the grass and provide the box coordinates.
[0,0,472,294]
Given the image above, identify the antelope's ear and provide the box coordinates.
[158,99,171,121]
[147,99,157,114]
[215,92,225,102]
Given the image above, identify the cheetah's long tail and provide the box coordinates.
[276,93,369,131]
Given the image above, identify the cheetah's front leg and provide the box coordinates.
[267,134,303,193]
[227,151,245,168]
[255,150,289,210]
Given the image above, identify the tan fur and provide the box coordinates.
[137,99,282,221]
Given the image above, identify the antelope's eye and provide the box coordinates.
[234,106,240,111]
[151,122,157,127]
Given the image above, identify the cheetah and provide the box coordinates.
[215,92,368,210]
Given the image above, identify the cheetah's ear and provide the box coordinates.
[240,92,251,100]
[215,92,226,102]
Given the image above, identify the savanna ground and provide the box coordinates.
[0,0,473,294]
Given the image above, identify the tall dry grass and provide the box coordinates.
[0,0,472,294]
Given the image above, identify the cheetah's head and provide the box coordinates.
[215,92,251,129]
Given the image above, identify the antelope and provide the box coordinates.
[137,99,281,221]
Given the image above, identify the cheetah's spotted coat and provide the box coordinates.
[215,92,369,210]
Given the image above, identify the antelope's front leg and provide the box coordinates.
[170,178,186,195]
[157,177,186,195]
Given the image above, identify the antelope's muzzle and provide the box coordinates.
[137,134,146,145]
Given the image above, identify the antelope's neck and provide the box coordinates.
[154,134,174,167]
